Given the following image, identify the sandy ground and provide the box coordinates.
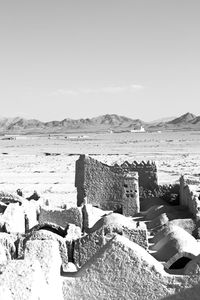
[0,131,200,208]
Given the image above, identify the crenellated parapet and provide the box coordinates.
[110,160,158,190]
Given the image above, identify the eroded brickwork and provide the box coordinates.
[75,155,139,216]
[111,160,158,190]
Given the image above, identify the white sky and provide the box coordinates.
[0,0,200,121]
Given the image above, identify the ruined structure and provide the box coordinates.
[39,206,82,229]
[179,175,200,220]
[111,160,158,190]
[2,158,200,299]
[75,155,139,216]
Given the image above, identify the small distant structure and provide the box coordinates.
[2,136,16,140]
[130,125,145,133]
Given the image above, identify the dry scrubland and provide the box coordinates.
[0,131,200,208]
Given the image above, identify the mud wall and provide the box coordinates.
[39,207,82,228]
[75,155,139,215]
[111,160,158,190]
[179,175,200,220]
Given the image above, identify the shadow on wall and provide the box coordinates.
[168,256,192,269]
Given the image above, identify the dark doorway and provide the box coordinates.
[113,204,123,214]
[169,257,192,269]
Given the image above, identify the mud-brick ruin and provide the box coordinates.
[75,155,158,214]
[2,155,200,299]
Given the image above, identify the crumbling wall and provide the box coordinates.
[111,160,158,190]
[63,235,200,300]
[25,240,63,300]
[74,228,105,267]
[39,207,82,228]
[75,155,124,210]
[74,222,148,267]
[120,227,148,249]
[75,155,139,215]
[22,201,38,231]
[0,259,49,300]
[179,175,200,220]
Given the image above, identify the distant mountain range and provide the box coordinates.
[0,112,200,134]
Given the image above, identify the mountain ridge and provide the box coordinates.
[0,114,144,133]
[167,112,197,125]
[0,112,200,134]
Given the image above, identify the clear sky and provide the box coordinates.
[0,0,200,121]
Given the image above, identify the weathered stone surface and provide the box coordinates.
[0,232,16,259]
[21,199,38,231]
[184,253,200,274]
[0,244,7,264]
[0,259,48,300]
[90,213,148,249]
[39,206,82,228]
[74,228,105,267]
[74,212,148,268]
[75,155,139,216]
[75,155,124,209]
[26,229,68,266]
[82,204,112,232]
[180,175,200,219]
[29,222,68,237]
[120,226,148,249]
[123,172,140,216]
[63,235,200,300]
[15,223,68,260]
[65,224,82,263]
[25,240,62,286]
[111,160,158,190]
[65,224,82,242]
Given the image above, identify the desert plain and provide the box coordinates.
[1,131,200,207]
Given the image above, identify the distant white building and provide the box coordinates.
[130,125,145,133]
